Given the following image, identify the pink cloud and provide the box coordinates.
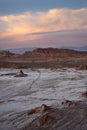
[0,8,87,49]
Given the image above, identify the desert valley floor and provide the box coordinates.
[0,68,87,130]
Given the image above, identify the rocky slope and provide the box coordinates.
[0,101,87,130]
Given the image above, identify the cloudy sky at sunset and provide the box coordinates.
[0,0,87,50]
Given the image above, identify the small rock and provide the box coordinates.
[82,91,87,97]
[61,100,76,107]
[27,104,52,115]
[14,70,27,77]
[40,104,52,112]
[78,65,87,70]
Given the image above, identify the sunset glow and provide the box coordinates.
[0,0,87,49]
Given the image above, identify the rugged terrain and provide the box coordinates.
[0,48,87,130]
[0,48,87,69]
[0,68,87,130]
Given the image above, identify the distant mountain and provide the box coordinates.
[31,47,78,54]
[8,47,37,54]
[77,46,87,51]
[2,46,87,54]
[61,46,87,52]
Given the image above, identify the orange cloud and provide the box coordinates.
[0,8,87,42]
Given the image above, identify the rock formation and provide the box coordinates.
[14,70,27,77]
[27,104,52,115]
[78,65,87,70]
[82,91,87,97]
[0,48,87,69]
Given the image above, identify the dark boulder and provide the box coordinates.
[78,65,87,70]
[14,70,27,77]
[82,91,87,97]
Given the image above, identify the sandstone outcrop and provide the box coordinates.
[27,104,52,115]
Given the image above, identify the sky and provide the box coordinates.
[0,0,87,50]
